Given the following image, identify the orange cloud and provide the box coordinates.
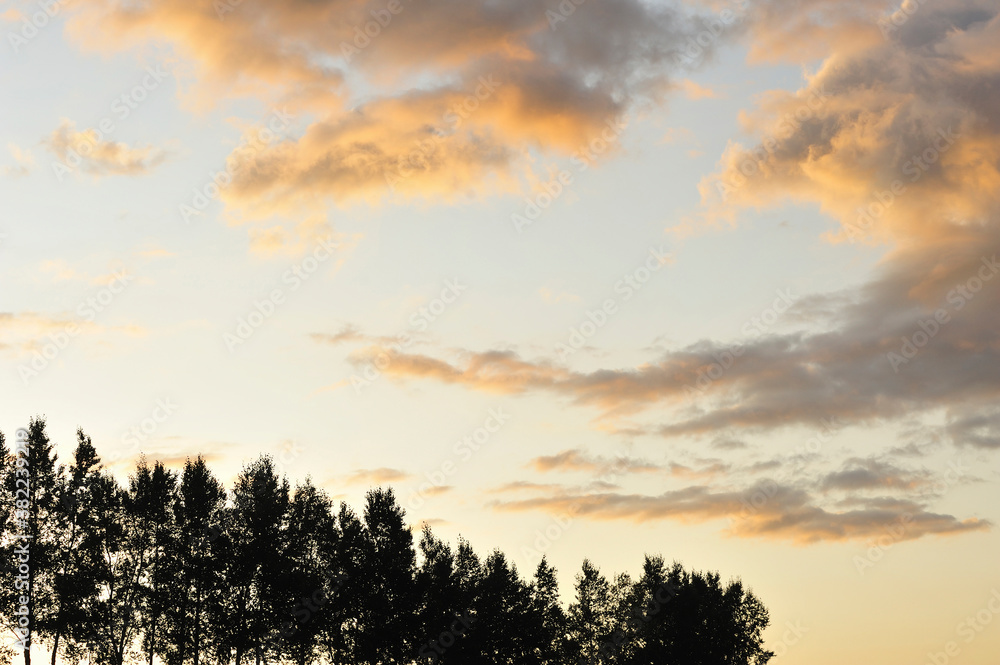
[45,120,168,178]
[528,449,660,475]
[320,2,1000,454]
[491,481,989,545]
[698,2,1000,247]
[61,0,742,221]
[343,467,412,485]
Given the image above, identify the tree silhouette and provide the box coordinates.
[358,488,419,665]
[279,478,340,665]
[1,421,774,665]
[1,419,62,665]
[160,456,226,665]
[220,456,291,665]
[528,557,569,665]
[129,459,178,665]
[568,559,616,665]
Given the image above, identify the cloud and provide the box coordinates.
[343,467,412,486]
[311,325,369,346]
[336,1,1000,447]
[45,119,167,176]
[346,347,573,396]
[677,78,720,99]
[945,407,1000,449]
[136,247,176,259]
[740,0,887,64]
[101,436,236,471]
[108,451,227,471]
[344,243,999,437]
[0,311,145,356]
[659,126,696,145]
[40,259,85,283]
[489,480,566,494]
[45,120,168,177]
[699,0,1000,246]
[539,287,582,304]
[711,437,747,450]
[491,480,989,544]
[668,461,730,480]
[528,449,660,475]
[820,458,932,492]
[61,0,746,216]
[248,226,292,256]
[39,259,135,287]
[312,326,423,362]
[2,143,33,178]
[0,312,96,344]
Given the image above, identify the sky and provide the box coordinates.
[2,0,1000,663]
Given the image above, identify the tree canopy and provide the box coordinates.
[1,418,774,665]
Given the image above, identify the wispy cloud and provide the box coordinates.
[2,143,33,178]
[342,467,412,486]
[528,449,660,475]
[491,480,989,545]
[45,120,168,178]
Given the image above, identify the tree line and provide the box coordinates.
[1,417,775,665]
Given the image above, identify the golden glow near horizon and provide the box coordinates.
[2,0,1000,663]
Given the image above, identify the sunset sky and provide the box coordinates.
[3,0,1000,662]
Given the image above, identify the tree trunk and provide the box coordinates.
[48,631,59,665]
[194,572,205,665]
[149,546,159,665]
[149,609,157,665]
